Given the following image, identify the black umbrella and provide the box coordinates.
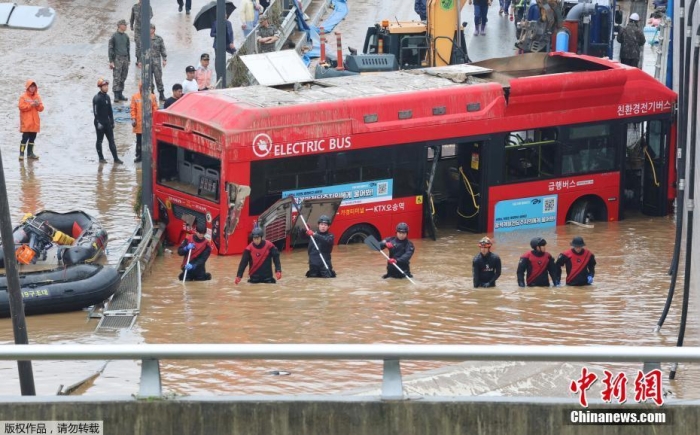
[193,1,236,31]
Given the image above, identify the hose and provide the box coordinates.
[656,0,694,333]
[670,23,699,380]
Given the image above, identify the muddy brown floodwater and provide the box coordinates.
[1,0,697,402]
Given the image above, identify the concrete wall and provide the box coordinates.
[1,397,697,435]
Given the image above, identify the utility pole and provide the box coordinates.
[140,0,153,212]
[215,0,227,88]
[0,151,36,396]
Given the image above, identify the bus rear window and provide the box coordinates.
[156,141,222,202]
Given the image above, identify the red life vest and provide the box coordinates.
[562,248,592,284]
[522,251,551,285]
[181,235,209,267]
[246,240,275,276]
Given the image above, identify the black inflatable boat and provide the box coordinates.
[0,264,120,317]
[0,210,108,268]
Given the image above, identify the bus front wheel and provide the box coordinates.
[339,224,380,245]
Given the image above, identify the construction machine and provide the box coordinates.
[315,0,469,77]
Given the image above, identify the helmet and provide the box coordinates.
[530,237,546,250]
[318,215,331,225]
[251,228,264,238]
[97,78,109,87]
[478,236,492,248]
[571,236,585,248]
[195,221,206,234]
[396,222,409,233]
[629,12,640,21]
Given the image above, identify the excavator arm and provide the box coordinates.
[427,0,469,66]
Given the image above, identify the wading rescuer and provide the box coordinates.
[306,215,336,278]
[554,236,596,286]
[472,237,502,287]
[517,237,557,287]
[380,222,415,279]
[235,228,282,284]
[178,222,212,281]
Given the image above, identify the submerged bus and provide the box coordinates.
[152,52,677,255]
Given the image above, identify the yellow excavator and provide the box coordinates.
[316,0,469,77]
[361,0,469,68]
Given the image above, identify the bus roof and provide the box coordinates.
[157,52,676,145]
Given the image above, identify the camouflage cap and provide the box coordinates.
[117,19,127,26]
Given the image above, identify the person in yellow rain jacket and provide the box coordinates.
[130,82,158,163]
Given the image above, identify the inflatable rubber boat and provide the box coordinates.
[0,264,120,317]
[0,210,108,268]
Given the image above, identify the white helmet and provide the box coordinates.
[629,13,640,21]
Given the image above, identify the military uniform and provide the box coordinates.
[257,24,280,53]
[130,2,154,63]
[108,29,130,99]
[148,34,167,96]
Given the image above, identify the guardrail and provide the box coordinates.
[0,344,688,399]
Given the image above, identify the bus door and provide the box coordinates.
[456,140,484,232]
[641,120,670,216]
[424,145,441,240]
[222,183,250,253]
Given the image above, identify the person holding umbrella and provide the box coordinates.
[193,2,237,54]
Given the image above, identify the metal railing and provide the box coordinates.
[0,344,692,399]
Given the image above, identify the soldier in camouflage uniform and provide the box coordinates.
[109,19,130,102]
[256,14,280,53]
[616,13,645,67]
[143,23,168,101]
[130,0,154,64]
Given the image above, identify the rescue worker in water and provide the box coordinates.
[554,236,596,286]
[235,227,282,284]
[178,221,212,281]
[517,236,558,287]
[380,222,415,279]
[472,236,502,287]
[306,214,336,278]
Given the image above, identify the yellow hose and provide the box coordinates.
[644,147,660,187]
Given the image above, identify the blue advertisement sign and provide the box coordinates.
[494,194,558,232]
[283,179,393,206]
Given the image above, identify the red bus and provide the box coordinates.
[152,52,677,255]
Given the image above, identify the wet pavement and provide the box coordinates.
[1,0,696,402]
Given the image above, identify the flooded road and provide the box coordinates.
[0,0,696,401]
[2,215,698,399]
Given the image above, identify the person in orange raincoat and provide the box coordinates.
[130,82,158,163]
[18,79,44,160]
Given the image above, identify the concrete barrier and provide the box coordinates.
[0,397,692,434]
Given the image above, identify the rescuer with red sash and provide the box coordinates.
[235,227,282,284]
[554,236,596,286]
[178,221,212,281]
[517,237,557,287]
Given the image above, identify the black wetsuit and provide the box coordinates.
[177,234,212,281]
[236,240,282,283]
[516,250,557,287]
[380,236,415,279]
[307,230,336,278]
[473,251,502,287]
[555,248,596,286]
